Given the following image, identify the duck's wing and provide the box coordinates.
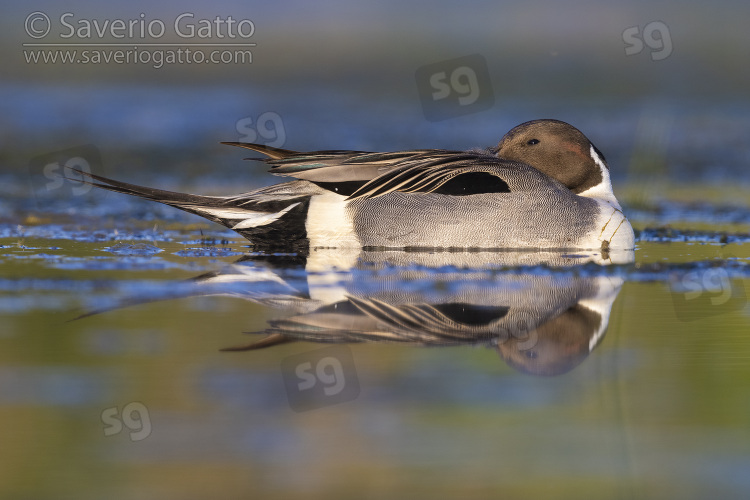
[221,141,449,194]
[224,295,511,351]
[347,151,565,200]
[222,143,564,199]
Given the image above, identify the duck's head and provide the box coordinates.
[496,119,620,208]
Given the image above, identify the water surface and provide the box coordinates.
[2,81,750,499]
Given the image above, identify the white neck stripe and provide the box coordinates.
[576,145,622,210]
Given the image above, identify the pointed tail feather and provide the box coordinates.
[221,142,301,160]
[65,167,311,247]
[66,166,228,208]
[65,166,247,229]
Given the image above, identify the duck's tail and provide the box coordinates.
[67,166,316,250]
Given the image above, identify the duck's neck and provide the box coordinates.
[577,145,623,210]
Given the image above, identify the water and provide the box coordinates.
[2,213,749,499]
[2,83,750,499]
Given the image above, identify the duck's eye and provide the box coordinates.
[527,139,540,145]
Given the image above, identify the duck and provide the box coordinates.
[74,119,635,253]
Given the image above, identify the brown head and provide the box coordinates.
[496,119,610,195]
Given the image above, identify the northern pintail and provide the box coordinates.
[75,119,635,252]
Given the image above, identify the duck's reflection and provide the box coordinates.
[143,248,632,376]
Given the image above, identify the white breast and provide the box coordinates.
[569,199,635,251]
[576,145,635,250]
